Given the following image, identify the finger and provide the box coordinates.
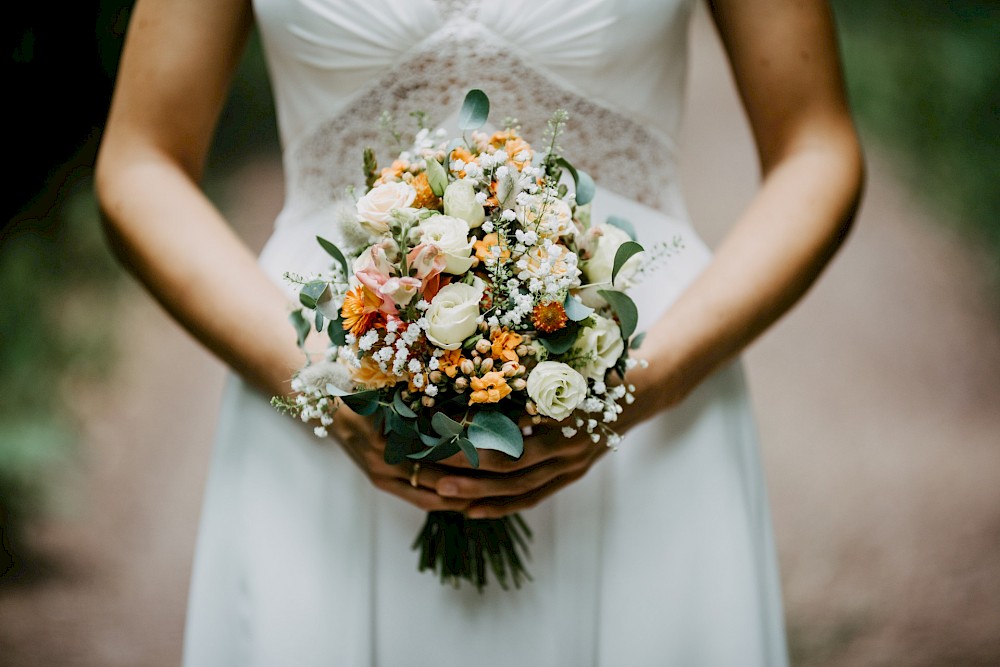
[464,472,583,519]
[371,475,472,513]
[435,455,590,500]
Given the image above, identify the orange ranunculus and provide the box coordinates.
[341,285,383,336]
[468,372,512,405]
[410,171,441,210]
[351,356,400,390]
[473,233,511,263]
[491,329,523,364]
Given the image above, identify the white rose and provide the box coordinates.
[418,215,475,274]
[526,361,588,421]
[356,182,416,235]
[424,282,483,350]
[579,224,642,307]
[517,196,574,238]
[571,314,625,380]
[443,180,485,228]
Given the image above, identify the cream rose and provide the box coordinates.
[571,314,625,380]
[526,361,588,421]
[424,282,483,350]
[579,223,642,307]
[418,215,475,274]
[356,182,416,235]
[517,195,574,238]
[443,180,485,228]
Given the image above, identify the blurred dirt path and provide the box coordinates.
[2,9,998,666]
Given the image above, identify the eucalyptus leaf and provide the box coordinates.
[606,216,637,241]
[316,236,349,276]
[456,437,480,468]
[574,169,596,205]
[314,310,325,333]
[611,241,644,286]
[289,310,310,350]
[408,439,461,462]
[339,389,380,416]
[563,295,594,322]
[419,432,444,447]
[425,158,448,196]
[467,412,523,459]
[298,280,328,310]
[554,157,595,205]
[597,289,639,339]
[458,89,490,130]
[629,331,647,350]
[538,322,579,355]
[432,412,464,438]
[384,431,411,465]
[327,316,347,347]
[393,389,418,418]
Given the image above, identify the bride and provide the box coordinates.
[96,0,863,664]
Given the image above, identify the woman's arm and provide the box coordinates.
[438,0,865,517]
[95,0,300,395]
[95,0,470,513]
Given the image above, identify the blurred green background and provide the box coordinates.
[1,0,997,649]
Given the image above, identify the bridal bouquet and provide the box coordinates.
[274,90,671,590]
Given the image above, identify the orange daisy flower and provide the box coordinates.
[531,301,568,333]
[341,285,383,336]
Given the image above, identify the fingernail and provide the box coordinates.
[467,509,486,519]
[438,481,458,497]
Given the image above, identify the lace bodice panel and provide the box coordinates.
[253,0,695,214]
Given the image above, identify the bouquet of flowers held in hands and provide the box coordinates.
[273,90,679,590]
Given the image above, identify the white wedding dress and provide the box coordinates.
[184,1,789,664]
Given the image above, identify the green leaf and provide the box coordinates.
[456,437,479,468]
[408,439,461,462]
[431,412,464,438]
[538,322,579,355]
[574,169,596,205]
[289,310,310,350]
[467,412,524,459]
[606,216,637,241]
[298,280,328,310]
[563,295,594,322]
[316,236,349,276]
[597,290,639,339]
[339,390,380,416]
[425,158,448,196]
[458,89,490,130]
[393,388,417,418]
[314,310,325,332]
[554,157,595,205]
[419,432,444,447]
[327,316,347,347]
[383,431,410,465]
[629,331,647,350]
[611,241,644,286]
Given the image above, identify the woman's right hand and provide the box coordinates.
[327,406,473,513]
